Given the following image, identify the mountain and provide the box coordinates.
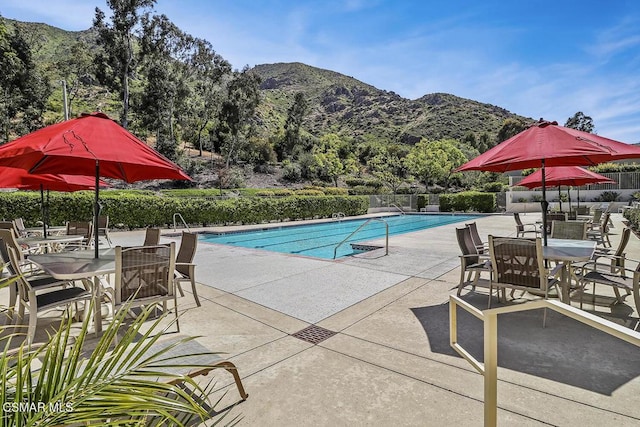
[250,62,530,144]
[4,18,529,146]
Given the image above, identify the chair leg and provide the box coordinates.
[190,277,201,307]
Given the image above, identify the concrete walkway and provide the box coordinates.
[7,212,640,425]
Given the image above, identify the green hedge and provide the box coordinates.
[0,192,369,229]
[439,191,496,213]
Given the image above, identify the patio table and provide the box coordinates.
[18,234,85,253]
[28,249,116,334]
[543,238,596,303]
[24,226,67,236]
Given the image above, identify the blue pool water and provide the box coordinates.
[199,214,483,259]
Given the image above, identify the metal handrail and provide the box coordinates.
[449,296,640,426]
[333,218,388,259]
[172,213,191,232]
[390,203,405,214]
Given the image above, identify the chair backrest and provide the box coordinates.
[114,243,175,305]
[13,218,27,237]
[97,215,109,229]
[0,221,18,236]
[67,221,93,239]
[546,212,567,222]
[143,228,161,246]
[513,212,524,232]
[575,206,590,215]
[600,212,611,231]
[6,246,32,300]
[550,220,587,240]
[0,228,24,262]
[456,227,479,266]
[0,237,17,276]
[489,235,545,290]
[591,208,603,223]
[465,222,483,252]
[176,232,198,276]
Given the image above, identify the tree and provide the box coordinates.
[277,92,308,160]
[93,0,156,129]
[0,17,50,143]
[52,40,96,118]
[217,66,261,168]
[496,118,527,144]
[180,38,232,157]
[565,111,594,133]
[368,143,410,194]
[136,13,192,160]
[404,139,467,188]
[312,133,357,186]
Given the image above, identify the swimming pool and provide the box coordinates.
[199,214,484,259]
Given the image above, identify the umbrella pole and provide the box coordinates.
[541,160,548,246]
[94,161,100,259]
[40,184,47,238]
[558,186,562,212]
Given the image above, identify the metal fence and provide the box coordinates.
[510,171,640,191]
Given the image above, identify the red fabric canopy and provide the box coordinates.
[0,112,191,182]
[456,120,640,173]
[0,167,109,192]
[516,166,615,189]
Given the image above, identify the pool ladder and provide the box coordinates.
[333,218,388,259]
[173,212,191,232]
[390,203,405,215]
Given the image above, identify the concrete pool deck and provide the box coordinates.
[7,212,640,425]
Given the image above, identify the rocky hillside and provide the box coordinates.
[250,62,530,144]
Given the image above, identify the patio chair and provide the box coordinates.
[96,215,113,247]
[550,220,587,240]
[455,227,492,301]
[143,336,248,401]
[513,212,540,238]
[7,246,92,344]
[0,220,20,237]
[143,228,161,246]
[544,212,567,235]
[465,222,487,253]
[13,218,29,237]
[575,206,591,216]
[65,220,93,249]
[488,235,563,325]
[108,243,178,332]
[586,208,603,231]
[578,252,640,314]
[175,232,200,307]
[586,212,612,247]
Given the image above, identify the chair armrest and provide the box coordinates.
[175,262,196,267]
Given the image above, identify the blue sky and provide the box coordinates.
[2,0,639,143]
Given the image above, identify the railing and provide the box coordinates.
[449,296,640,426]
[390,203,405,214]
[172,213,191,232]
[332,218,388,259]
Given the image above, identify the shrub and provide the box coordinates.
[593,191,620,202]
[439,191,495,213]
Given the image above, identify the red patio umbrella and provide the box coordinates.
[456,119,640,244]
[0,166,110,236]
[0,112,191,256]
[516,166,615,211]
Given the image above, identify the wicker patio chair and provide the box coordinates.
[488,235,563,325]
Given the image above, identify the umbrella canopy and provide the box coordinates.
[0,112,191,256]
[0,166,110,236]
[516,166,615,189]
[516,166,616,213]
[456,119,640,244]
[0,167,109,192]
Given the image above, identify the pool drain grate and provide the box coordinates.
[291,325,336,344]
